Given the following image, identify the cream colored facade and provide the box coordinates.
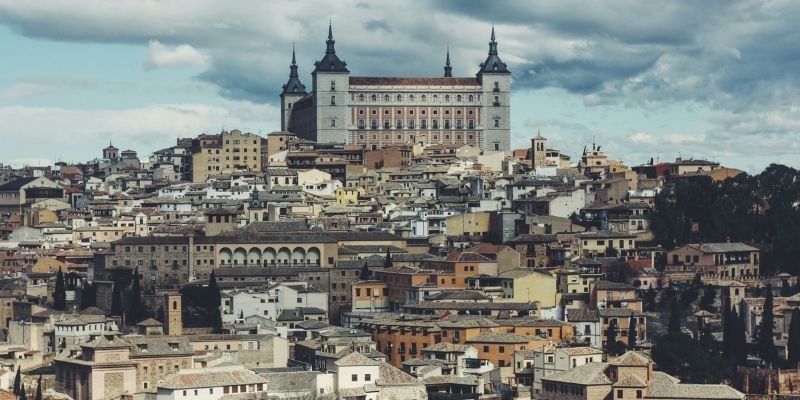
[191,129,264,182]
[445,212,491,237]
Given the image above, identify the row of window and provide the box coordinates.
[354,93,479,103]
[356,118,477,130]
[357,133,479,142]
[330,94,501,106]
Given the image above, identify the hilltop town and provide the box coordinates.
[2,24,800,400]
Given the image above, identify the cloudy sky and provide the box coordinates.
[0,0,798,172]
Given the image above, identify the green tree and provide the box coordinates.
[110,281,123,317]
[127,267,144,325]
[80,282,96,309]
[53,267,66,310]
[384,247,393,268]
[642,287,657,312]
[668,297,682,334]
[207,270,222,331]
[699,285,717,312]
[788,310,800,366]
[13,366,21,395]
[628,319,638,350]
[755,284,778,364]
[34,375,42,400]
[18,383,26,400]
[780,281,794,297]
[606,319,619,355]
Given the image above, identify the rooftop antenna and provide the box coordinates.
[592,135,596,151]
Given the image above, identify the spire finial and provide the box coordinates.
[443,44,453,77]
[291,43,296,65]
[488,25,498,55]
[326,20,336,54]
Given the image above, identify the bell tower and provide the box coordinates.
[164,291,182,336]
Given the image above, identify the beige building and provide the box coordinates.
[191,129,264,183]
[541,351,743,400]
[445,212,491,237]
[665,242,759,281]
[55,335,138,400]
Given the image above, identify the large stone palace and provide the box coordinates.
[280,24,512,151]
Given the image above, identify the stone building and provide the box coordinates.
[282,24,511,151]
[190,129,264,183]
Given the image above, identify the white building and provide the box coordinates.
[532,346,604,394]
[221,282,328,324]
[156,365,267,400]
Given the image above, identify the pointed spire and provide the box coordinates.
[326,20,336,54]
[291,43,296,66]
[488,25,498,56]
[444,46,453,77]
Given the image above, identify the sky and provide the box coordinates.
[0,0,798,173]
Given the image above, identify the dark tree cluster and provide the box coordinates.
[652,164,800,274]
[179,270,222,331]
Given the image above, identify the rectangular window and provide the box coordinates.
[351,374,358,382]
[330,95,336,105]
[330,81,335,91]
[330,118,336,127]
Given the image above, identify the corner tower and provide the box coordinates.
[312,22,350,144]
[280,44,308,132]
[478,26,511,151]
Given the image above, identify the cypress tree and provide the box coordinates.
[628,319,638,350]
[668,296,682,334]
[788,310,800,366]
[127,267,144,324]
[80,282,96,309]
[53,267,66,310]
[606,319,618,354]
[18,383,26,400]
[722,304,734,357]
[733,307,747,365]
[34,375,42,400]
[359,260,371,280]
[384,248,393,268]
[208,271,222,331]
[12,366,21,395]
[756,284,778,364]
[110,281,123,317]
[35,375,42,400]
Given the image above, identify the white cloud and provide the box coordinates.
[629,132,655,144]
[143,40,209,70]
[0,101,280,163]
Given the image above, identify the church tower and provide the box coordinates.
[531,133,547,168]
[478,26,511,151]
[312,22,350,144]
[280,44,308,132]
[164,291,182,336]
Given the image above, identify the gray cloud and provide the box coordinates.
[0,0,798,170]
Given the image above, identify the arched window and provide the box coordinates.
[173,300,178,310]
[371,94,377,101]
[468,94,474,102]
[358,94,364,102]
[409,94,415,102]
[445,95,450,102]
[384,94,390,102]
[456,95,462,102]
[396,94,402,101]
[433,95,438,102]
[421,95,427,102]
